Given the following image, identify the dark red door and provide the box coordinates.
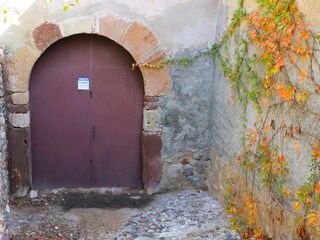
[30,34,143,189]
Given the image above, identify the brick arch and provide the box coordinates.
[6,15,171,195]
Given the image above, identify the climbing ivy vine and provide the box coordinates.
[211,0,320,239]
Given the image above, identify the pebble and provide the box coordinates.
[116,189,240,240]
[29,190,38,199]
[187,175,204,187]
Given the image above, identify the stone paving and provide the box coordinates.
[115,190,239,240]
[5,189,240,239]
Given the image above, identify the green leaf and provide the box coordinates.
[316,34,320,40]
[63,5,69,11]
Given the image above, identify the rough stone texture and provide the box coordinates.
[8,112,30,128]
[161,151,209,191]
[142,131,163,194]
[0,57,9,239]
[33,22,62,51]
[11,92,29,105]
[99,15,130,43]
[143,109,159,132]
[4,46,38,93]
[159,52,214,159]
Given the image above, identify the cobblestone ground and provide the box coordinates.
[5,189,240,240]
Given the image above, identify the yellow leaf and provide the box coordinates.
[294,202,301,212]
[281,188,290,197]
[301,54,310,61]
[307,213,317,226]
[296,92,308,102]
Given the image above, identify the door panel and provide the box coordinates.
[90,68,143,187]
[31,67,91,188]
[31,34,143,189]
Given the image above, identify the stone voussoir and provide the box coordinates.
[120,21,158,63]
[99,15,131,44]
[33,22,62,52]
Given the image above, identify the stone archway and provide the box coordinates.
[4,14,172,195]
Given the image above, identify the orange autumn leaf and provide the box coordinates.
[278,154,285,164]
[300,31,310,40]
[301,54,310,61]
[277,86,294,100]
[315,183,320,192]
[276,55,285,67]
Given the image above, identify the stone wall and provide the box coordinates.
[0,47,9,238]
[158,49,214,189]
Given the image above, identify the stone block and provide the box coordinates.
[167,163,183,179]
[5,46,38,92]
[182,164,193,176]
[11,92,29,105]
[29,190,38,199]
[143,109,160,132]
[142,65,171,96]
[142,131,163,194]
[121,21,158,62]
[187,175,204,187]
[99,15,130,44]
[33,23,62,51]
[195,161,206,175]
[63,17,95,36]
[8,112,30,128]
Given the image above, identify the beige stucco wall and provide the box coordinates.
[210,0,320,239]
[0,0,219,57]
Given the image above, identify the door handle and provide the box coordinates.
[92,124,96,138]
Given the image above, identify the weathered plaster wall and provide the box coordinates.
[0,0,219,56]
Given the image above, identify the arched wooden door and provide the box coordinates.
[30,34,144,189]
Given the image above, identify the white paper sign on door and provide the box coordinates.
[78,77,90,90]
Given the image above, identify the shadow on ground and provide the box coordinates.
[11,190,154,211]
[56,192,154,211]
